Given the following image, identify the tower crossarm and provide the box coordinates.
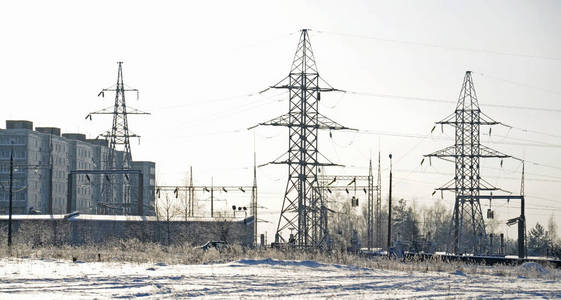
[256,150,343,168]
[87,105,150,119]
[249,113,355,131]
[425,144,510,160]
[425,145,455,161]
[267,161,343,167]
[98,132,140,139]
[480,177,510,193]
[98,85,139,97]
[480,145,510,158]
[434,178,455,191]
[436,111,500,127]
[317,113,357,131]
[269,81,344,93]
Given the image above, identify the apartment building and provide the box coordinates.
[0,120,155,215]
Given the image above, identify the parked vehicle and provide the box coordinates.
[198,241,228,251]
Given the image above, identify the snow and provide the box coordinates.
[451,269,466,276]
[0,257,560,299]
[519,262,550,275]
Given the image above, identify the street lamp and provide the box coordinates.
[387,153,393,255]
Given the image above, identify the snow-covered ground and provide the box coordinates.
[1,257,560,299]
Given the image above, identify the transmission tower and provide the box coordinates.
[425,71,509,254]
[375,151,382,247]
[251,29,353,249]
[367,159,374,250]
[87,62,150,214]
[251,151,258,247]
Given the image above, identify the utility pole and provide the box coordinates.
[387,153,393,253]
[189,166,194,217]
[183,169,189,220]
[210,177,214,218]
[520,161,526,258]
[250,29,354,249]
[7,147,13,248]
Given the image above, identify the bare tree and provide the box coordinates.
[156,194,182,245]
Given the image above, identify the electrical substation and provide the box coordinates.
[1,28,558,266]
[244,29,536,261]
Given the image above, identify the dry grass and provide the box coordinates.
[1,239,559,280]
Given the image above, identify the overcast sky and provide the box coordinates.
[1,0,560,239]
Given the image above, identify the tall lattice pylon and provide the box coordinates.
[425,71,509,254]
[375,151,382,247]
[251,150,258,247]
[252,29,353,249]
[87,62,150,214]
[367,159,374,250]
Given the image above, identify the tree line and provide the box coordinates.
[327,193,561,259]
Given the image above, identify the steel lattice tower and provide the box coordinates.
[367,159,374,250]
[251,151,258,247]
[253,29,352,249]
[375,152,382,247]
[425,71,509,254]
[87,62,149,213]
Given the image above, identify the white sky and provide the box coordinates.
[1,0,560,240]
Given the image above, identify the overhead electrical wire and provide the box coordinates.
[178,91,287,128]
[314,30,561,62]
[473,72,561,96]
[345,90,561,113]
[392,169,561,184]
[356,128,561,149]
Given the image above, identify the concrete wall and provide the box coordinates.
[0,215,254,247]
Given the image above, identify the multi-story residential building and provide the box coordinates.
[131,161,156,216]
[63,133,95,213]
[0,121,45,214]
[36,127,68,214]
[0,120,155,216]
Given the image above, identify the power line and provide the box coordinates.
[499,123,561,140]
[356,129,561,149]
[473,72,561,96]
[153,89,289,111]
[315,30,561,62]
[394,169,561,184]
[176,92,287,128]
[346,90,561,113]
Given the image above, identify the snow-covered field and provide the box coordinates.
[1,257,560,299]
